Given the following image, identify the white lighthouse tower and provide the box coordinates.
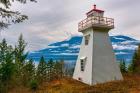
[73,5,123,85]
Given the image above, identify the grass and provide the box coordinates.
[9,74,140,93]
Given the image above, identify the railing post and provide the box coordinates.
[78,16,114,31]
[98,16,100,24]
[105,17,108,25]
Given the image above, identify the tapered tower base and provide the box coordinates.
[73,28,123,85]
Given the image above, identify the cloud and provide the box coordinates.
[1,0,140,51]
[113,44,137,50]
[115,52,129,55]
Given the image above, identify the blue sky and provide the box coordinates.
[0,0,140,51]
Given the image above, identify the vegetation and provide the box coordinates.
[0,35,140,93]
[119,44,140,74]
[120,59,127,73]
[128,44,140,73]
[0,0,37,30]
[0,35,66,93]
[36,56,47,83]
[6,74,140,93]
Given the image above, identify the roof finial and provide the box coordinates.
[94,4,96,9]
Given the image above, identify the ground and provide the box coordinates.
[9,74,140,93]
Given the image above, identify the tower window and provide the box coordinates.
[80,57,87,71]
[81,59,84,71]
[85,35,90,45]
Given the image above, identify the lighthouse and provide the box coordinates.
[73,5,123,85]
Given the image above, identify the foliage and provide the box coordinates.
[36,56,47,83]
[0,0,37,30]
[0,39,8,63]
[0,35,68,93]
[120,59,127,73]
[45,74,140,93]
[23,59,35,86]
[14,34,28,85]
[47,58,55,81]
[128,44,140,73]
[54,59,64,79]
[29,79,38,91]
[14,34,28,64]
[0,39,15,93]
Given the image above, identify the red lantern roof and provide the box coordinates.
[86,5,104,15]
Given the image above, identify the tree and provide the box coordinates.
[64,63,74,77]
[0,39,8,63]
[47,58,55,81]
[0,58,15,92]
[0,0,37,30]
[36,56,47,83]
[22,59,35,86]
[120,60,127,73]
[0,39,15,93]
[14,34,28,64]
[54,59,65,79]
[0,35,38,92]
[29,79,38,91]
[128,45,140,73]
[14,34,28,85]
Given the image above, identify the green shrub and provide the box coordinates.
[29,79,38,91]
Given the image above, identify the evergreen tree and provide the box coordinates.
[23,59,35,86]
[14,34,28,64]
[0,39,15,93]
[64,63,74,77]
[59,59,64,78]
[54,59,65,79]
[14,34,28,85]
[128,45,140,73]
[37,56,47,83]
[0,39,8,63]
[0,0,36,29]
[0,35,38,92]
[47,58,55,81]
[0,57,15,92]
[128,51,136,73]
[120,60,127,73]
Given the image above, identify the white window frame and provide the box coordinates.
[85,35,90,45]
[80,57,87,72]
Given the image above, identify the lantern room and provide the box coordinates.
[86,5,104,17]
[78,5,114,32]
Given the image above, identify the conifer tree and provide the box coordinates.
[0,39,15,93]
[47,58,55,81]
[120,60,127,73]
[14,34,28,64]
[0,0,37,29]
[64,63,74,77]
[36,56,47,83]
[54,61,61,79]
[14,34,28,85]
[59,59,64,78]
[128,44,140,73]
[54,59,65,79]
[0,39,8,63]
[23,59,35,86]
[0,35,38,92]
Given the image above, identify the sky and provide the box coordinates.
[0,0,140,51]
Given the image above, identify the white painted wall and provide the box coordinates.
[92,30,123,85]
[73,28,123,85]
[73,28,94,85]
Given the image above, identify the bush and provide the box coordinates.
[29,79,38,91]
[120,60,127,73]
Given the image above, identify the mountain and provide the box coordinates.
[28,35,140,64]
